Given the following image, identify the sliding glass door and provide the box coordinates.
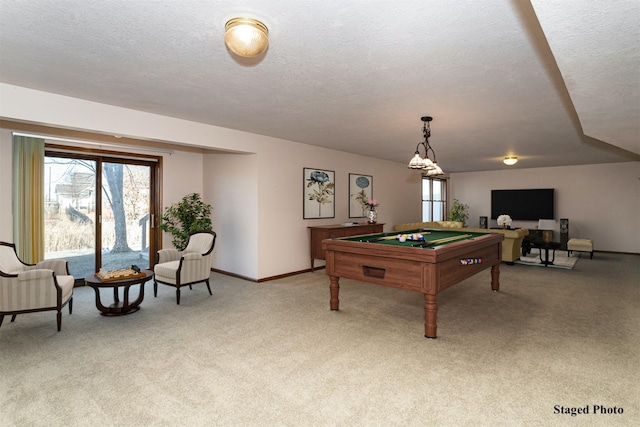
[44,151,158,279]
[101,161,152,272]
[44,156,97,278]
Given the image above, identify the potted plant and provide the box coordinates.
[448,199,469,226]
[159,193,212,249]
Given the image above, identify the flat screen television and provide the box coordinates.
[491,189,555,220]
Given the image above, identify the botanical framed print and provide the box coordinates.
[303,168,335,219]
[349,173,372,218]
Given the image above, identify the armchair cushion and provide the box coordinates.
[154,261,181,281]
[0,245,25,274]
[184,232,216,254]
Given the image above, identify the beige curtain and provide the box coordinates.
[12,135,45,263]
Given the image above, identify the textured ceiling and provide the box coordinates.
[0,0,638,172]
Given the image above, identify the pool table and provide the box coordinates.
[322,228,504,338]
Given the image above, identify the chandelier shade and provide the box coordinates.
[407,116,444,176]
[224,17,269,57]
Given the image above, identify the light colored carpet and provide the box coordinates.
[1,253,638,426]
[516,249,580,269]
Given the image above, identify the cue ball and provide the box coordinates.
[399,236,406,242]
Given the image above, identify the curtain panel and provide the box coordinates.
[12,135,45,263]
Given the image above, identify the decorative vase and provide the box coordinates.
[367,209,377,224]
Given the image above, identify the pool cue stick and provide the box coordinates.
[361,235,399,242]
[378,235,401,240]
[419,234,473,247]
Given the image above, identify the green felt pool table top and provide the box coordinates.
[339,228,492,248]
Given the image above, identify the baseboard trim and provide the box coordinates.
[211,267,325,283]
[592,250,639,256]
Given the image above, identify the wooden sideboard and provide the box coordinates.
[308,223,384,271]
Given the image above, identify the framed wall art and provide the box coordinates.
[303,168,335,219]
[349,173,373,218]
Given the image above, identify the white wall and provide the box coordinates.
[252,141,421,278]
[450,162,640,253]
[160,150,205,248]
[204,152,258,280]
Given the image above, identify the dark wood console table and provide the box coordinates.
[308,223,384,271]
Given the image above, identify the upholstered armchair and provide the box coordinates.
[153,231,216,304]
[0,242,74,331]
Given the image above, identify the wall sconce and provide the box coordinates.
[224,17,269,57]
[407,116,444,176]
[503,156,518,166]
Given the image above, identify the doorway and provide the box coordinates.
[44,151,160,279]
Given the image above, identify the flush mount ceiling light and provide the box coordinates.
[503,156,518,166]
[224,17,269,57]
[407,116,444,176]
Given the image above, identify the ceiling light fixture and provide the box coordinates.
[407,116,444,176]
[224,17,269,57]
[503,156,518,166]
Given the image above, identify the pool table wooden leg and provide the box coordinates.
[424,293,437,338]
[329,275,340,311]
[491,263,500,292]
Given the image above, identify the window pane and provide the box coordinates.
[422,201,432,221]
[102,162,151,271]
[422,177,448,222]
[434,201,445,221]
[422,179,431,200]
[44,156,96,279]
[433,180,442,200]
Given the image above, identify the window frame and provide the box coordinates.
[421,176,448,222]
[44,144,162,278]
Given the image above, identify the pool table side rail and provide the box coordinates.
[322,232,503,264]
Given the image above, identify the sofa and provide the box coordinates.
[393,221,529,263]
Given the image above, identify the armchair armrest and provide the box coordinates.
[181,252,203,261]
[157,248,181,264]
[18,269,55,281]
[1,269,71,312]
[34,259,69,276]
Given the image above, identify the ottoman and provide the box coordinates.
[567,238,594,259]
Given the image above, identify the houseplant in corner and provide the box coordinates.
[448,199,469,226]
[159,193,213,249]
